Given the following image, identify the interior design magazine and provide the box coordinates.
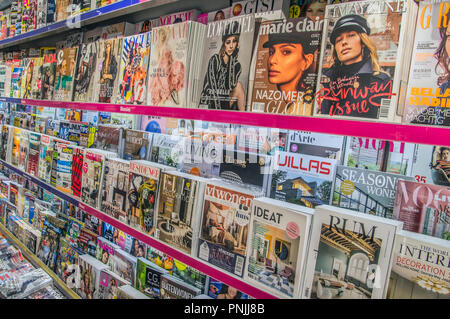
[250,17,322,115]
[393,180,450,241]
[403,0,450,127]
[245,197,313,298]
[303,205,402,299]
[333,165,414,219]
[387,230,450,299]
[155,171,207,255]
[287,130,344,160]
[197,181,261,277]
[313,0,418,122]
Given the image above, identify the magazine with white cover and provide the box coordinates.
[270,150,337,207]
[147,22,196,107]
[245,197,313,298]
[403,1,450,127]
[302,205,402,299]
[411,144,450,187]
[387,230,450,299]
[197,180,262,277]
[198,14,256,110]
[115,31,151,105]
[287,130,344,160]
[343,136,415,176]
[313,0,418,122]
[155,171,207,256]
[77,254,109,299]
[333,165,414,219]
[160,274,201,299]
[55,142,74,193]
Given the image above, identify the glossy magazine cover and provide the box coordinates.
[54,47,78,101]
[116,31,151,105]
[314,0,415,121]
[403,1,450,127]
[73,42,99,102]
[97,38,122,103]
[41,52,57,100]
[393,180,450,241]
[198,14,255,110]
[411,144,450,187]
[250,17,322,115]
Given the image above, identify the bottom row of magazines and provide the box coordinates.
[1,169,449,300]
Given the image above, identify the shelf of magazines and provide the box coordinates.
[0,222,81,299]
[0,0,176,49]
[0,158,278,299]
[2,97,450,147]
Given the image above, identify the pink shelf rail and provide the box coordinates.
[6,97,450,147]
[0,159,277,299]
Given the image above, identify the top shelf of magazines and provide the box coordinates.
[2,97,450,147]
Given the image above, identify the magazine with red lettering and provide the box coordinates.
[313,0,418,122]
[197,180,262,277]
[387,230,450,299]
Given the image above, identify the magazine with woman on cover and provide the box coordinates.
[97,38,121,103]
[73,42,99,102]
[198,15,256,111]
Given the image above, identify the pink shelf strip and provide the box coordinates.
[15,98,450,147]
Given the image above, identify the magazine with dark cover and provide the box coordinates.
[245,197,314,298]
[302,205,402,299]
[26,132,40,177]
[71,146,84,198]
[73,41,99,102]
[95,124,124,153]
[54,47,78,101]
[77,253,109,299]
[270,150,337,207]
[198,14,256,110]
[115,31,151,105]
[122,129,151,161]
[411,145,450,187]
[287,130,344,160]
[250,17,322,115]
[36,215,66,272]
[393,180,450,241]
[333,165,414,219]
[81,149,116,208]
[342,136,415,176]
[135,257,169,299]
[387,230,450,299]
[219,149,272,193]
[207,278,250,299]
[160,274,201,299]
[40,52,57,100]
[198,181,261,277]
[313,0,418,122]
[101,158,130,223]
[126,160,175,234]
[155,171,207,255]
[97,38,122,103]
[0,125,11,162]
[403,1,450,127]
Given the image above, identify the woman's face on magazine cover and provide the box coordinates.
[305,1,326,21]
[335,30,364,65]
[224,36,239,56]
[268,43,311,86]
[442,148,450,161]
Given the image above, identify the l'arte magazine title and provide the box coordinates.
[404,0,450,127]
[314,0,409,121]
[250,17,322,116]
